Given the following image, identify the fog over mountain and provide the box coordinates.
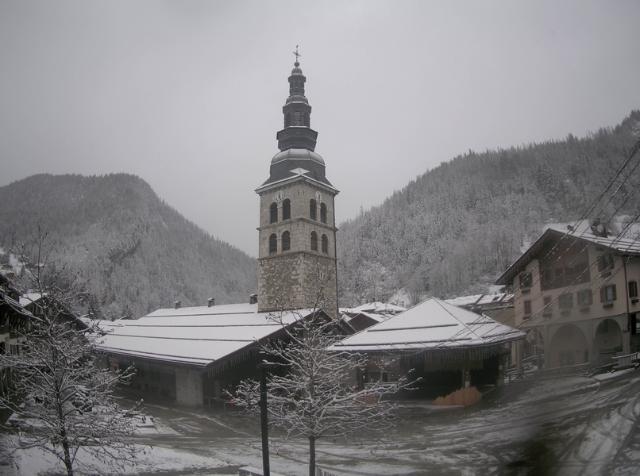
[337,111,640,306]
[0,173,256,319]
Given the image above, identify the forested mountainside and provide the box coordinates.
[337,111,640,306]
[0,174,256,319]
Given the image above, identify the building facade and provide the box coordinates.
[496,224,640,369]
[256,58,339,318]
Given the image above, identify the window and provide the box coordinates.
[309,199,317,220]
[600,284,617,303]
[281,231,290,251]
[597,254,615,273]
[310,231,318,251]
[268,234,277,255]
[282,199,291,220]
[523,300,532,318]
[559,293,573,310]
[320,203,327,224]
[629,281,638,299]
[577,289,593,307]
[543,296,552,318]
[519,272,533,290]
[269,203,278,224]
[321,234,329,254]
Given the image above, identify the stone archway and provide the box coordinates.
[594,318,623,361]
[548,324,589,368]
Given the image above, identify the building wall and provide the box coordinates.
[175,367,204,407]
[257,180,338,318]
[512,243,640,367]
[258,252,337,318]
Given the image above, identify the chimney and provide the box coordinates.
[249,293,258,304]
[590,218,608,238]
[208,297,215,307]
[174,300,181,309]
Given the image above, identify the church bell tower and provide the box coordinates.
[256,50,339,318]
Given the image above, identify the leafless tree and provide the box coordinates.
[0,230,137,476]
[232,303,408,476]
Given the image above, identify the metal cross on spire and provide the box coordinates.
[293,45,301,64]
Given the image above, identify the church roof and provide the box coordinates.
[328,298,524,353]
[95,303,315,367]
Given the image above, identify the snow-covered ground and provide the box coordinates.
[3,367,640,475]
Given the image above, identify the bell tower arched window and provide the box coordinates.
[320,203,327,223]
[321,234,328,254]
[282,231,290,251]
[268,234,278,255]
[310,231,318,251]
[269,203,278,224]
[310,199,317,220]
[282,199,291,220]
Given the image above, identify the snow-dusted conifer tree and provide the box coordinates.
[232,276,408,476]
[0,231,137,476]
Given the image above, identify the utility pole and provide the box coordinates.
[258,361,273,476]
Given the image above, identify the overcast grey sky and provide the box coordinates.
[1,0,639,256]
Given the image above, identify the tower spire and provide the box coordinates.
[276,47,318,151]
[293,44,301,66]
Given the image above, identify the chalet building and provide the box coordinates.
[96,55,344,407]
[19,292,87,331]
[0,275,33,394]
[495,223,640,369]
[0,275,31,358]
[329,298,524,399]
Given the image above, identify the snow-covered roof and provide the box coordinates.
[496,222,640,285]
[329,298,524,353]
[95,304,313,367]
[351,301,407,314]
[445,293,513,307]
[19,292,45,307]
[343,311,387,324]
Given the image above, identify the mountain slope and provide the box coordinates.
[337,111,640,305]
[0,174,256,318]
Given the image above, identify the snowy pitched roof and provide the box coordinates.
[329,298,524,353]
[350,301,407,314]
[19,292,45,307]
[445,293,513,308]
[95,303,313,367]
[343,311,387,324]
[496,223,640,285]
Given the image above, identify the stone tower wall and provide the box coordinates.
[257,180,338,318]
[257,251,337,318]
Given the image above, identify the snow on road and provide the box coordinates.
[3,368,640,475]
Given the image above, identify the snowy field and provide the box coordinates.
[3,367,640,475]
